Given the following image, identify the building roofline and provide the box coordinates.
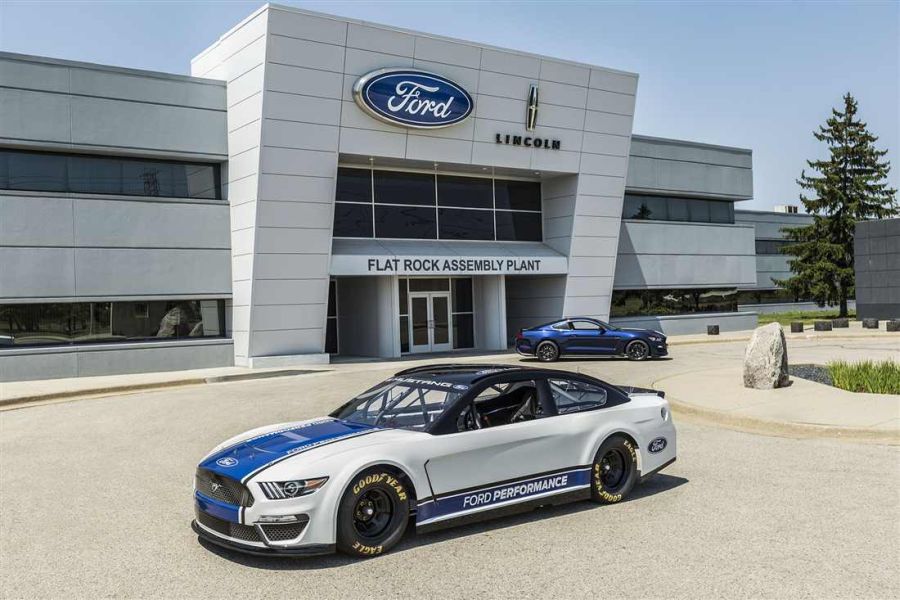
[631,133,751,155]
[735,208,812,216]
[193,2,639,80]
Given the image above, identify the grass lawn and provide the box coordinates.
[757,309,856,327]
[827,360,900,394]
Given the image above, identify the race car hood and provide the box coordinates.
[199,418,387,483]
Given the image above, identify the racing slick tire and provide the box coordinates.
[590,435,638,504]
[336,469,410,558]
[624,340,650,361]
[536,341,560,362]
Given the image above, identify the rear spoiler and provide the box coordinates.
[617,386,665,399]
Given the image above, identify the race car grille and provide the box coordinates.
[259,518,309,543]
[196,509,261,543]
[196,468,254,507]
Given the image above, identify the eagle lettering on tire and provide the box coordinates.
[337,469,410,557]
[591,436,638,504]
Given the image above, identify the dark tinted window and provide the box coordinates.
[333,203,373,237]
[374,205,436,239]
[438,208,494,240]
[374,171,435,206]
[336,168,371,203]
[756,239,789,255]
[495,180,541,211]
[453,313,474,349]
[610,288,738,317]
[437,175,493,209]
[0,300,225,346]
[452,278,473,312]
[623,193,735,224]
[496,211,542,241]
[408,278,449,292]
[709,201,733,223]
[0,150,220,199]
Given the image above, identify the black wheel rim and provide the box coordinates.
[628,342,648,360]
[353,489,393,539]
[600,449,627,490]
[538,344,557,361]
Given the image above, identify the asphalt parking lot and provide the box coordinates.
[1,341,899,599]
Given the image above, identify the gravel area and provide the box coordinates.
[789,363,833,387]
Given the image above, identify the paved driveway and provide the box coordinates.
[1,340,899,599]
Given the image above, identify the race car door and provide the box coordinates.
[419,377,588,524]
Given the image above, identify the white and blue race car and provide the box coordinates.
[192,364,677,558]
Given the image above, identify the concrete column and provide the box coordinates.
[474,275,508,351]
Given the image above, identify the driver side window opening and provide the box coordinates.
[548,379,608,414]
[569,320,601,331]
[456,380,542,431]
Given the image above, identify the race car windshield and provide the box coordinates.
[332,377,466,431]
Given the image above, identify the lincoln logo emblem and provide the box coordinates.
[526,84,539,131]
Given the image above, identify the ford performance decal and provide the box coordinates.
[200,419,378,483]
[416,467,591,524]
[353,68,474,129]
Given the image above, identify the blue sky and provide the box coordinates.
[1,1,897,211]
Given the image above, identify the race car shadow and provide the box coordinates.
[518,356,674,363]
[198,473,688,570]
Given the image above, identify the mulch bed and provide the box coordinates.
[789,364,833,387]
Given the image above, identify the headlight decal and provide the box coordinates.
[259,477,329,500]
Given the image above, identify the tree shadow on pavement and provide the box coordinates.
[197,474,688,571]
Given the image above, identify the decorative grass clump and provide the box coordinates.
[758,309,856,327]
[826,360,900,394]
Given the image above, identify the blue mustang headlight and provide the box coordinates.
[648,335,664,342]
[259,477,328,500]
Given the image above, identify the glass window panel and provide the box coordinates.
[610,289,738,317]
[121,161,174,197]
[374,205,436,239]
[7,152,67,192]
[336,167,372,203]
[495,211,542,241]
[623,195,648,219]
[410,297,429,346]
[432,296,449,345]
[452,278,473,313]
[399,315,410,353]
[181,164,219,199]
[0,151,8,189]
[333,202,373,237]
[689,199,711,223]
[408,278,449,292]
[374,171,435,206]
[438,208,494,240]
[328,280,337,317]
[549,379,607,414]
[437,175,493,209]
[325,318,338,354]
[399,279,408,315]
[68,156,122,195]
[494,180,541,211]
[710,200,734,223]
[667,197,689,221]
[452,313,474,349]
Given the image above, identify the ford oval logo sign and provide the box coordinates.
[648,437,667,454]
[353,68,474,129]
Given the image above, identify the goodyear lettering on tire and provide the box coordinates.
[352,472,408,501]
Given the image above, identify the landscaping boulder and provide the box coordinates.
[743,323,790,389]
[862,318,879,329]
[888,320,900,332]
[790,322,804,333]
[832,318,849,328]
[814,321,833,331]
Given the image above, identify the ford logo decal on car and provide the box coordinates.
[648,437,667,454]
[353,68,474,129]
[216,456,238,467]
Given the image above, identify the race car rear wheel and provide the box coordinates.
[336,469,409,558]
[590,435,638,504]
[536,341,559,362]
[625,340,650,361]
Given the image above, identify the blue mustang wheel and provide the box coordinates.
[625,340,650,361]
[536,341,559,362]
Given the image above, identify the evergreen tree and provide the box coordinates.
[776,93,897,317]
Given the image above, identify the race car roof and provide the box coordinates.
[393,364,533,386]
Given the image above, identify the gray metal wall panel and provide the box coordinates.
[0,247,75,299]
[855,218,900,319]
[610,312,757,335]
[0,195,75,247]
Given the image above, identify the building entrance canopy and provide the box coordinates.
[330,239,568,276]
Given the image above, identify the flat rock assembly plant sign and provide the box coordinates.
[331,255,568,276]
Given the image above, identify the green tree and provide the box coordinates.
[776,93,897,317]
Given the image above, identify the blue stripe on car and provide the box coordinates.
[416,467,591,524]
[195,491,241,523]
[200,418,378,483]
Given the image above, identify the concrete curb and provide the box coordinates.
[0,369,328,410]
[667,397,900,445]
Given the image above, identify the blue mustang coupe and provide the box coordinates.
[515,317,667,362]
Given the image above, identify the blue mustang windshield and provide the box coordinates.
[333,377,466,431]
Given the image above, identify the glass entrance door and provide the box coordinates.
[409,292,452,353]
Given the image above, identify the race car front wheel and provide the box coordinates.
[536,341,559,362]
[336,469,409,558]
[590,435,638,504]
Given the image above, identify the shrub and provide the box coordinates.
[826,360,900,394]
